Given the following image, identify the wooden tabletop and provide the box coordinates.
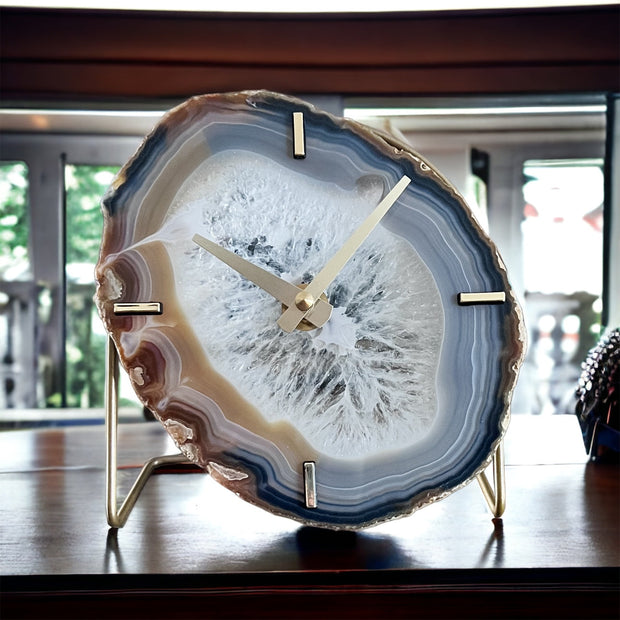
[1,415,618,619]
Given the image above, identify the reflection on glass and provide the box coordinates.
[518,159,604,415]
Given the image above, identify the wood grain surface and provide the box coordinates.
[1,415,618,618]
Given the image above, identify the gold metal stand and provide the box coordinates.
[105,334,506,527]
[476,440,506,518]
[105,336,188,528]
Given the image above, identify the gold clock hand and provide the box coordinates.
[192,234,333,328]
[277,175,411,333]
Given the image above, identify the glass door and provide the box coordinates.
[0,132,142,420]
[520,158,605,414]
[0,161,35,409]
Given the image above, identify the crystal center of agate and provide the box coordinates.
[166,151,444,459]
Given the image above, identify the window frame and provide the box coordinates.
[0,133,142,406]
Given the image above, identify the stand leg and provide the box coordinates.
[476,440,506,518]
[105,336,188,528]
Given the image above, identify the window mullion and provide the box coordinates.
[28,151,66,406]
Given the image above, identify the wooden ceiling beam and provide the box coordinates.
[1,6,618,103]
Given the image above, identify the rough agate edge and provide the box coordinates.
[95,90,525,529]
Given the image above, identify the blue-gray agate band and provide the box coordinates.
[96,91,525,529]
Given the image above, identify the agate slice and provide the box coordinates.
[95,91,525,529]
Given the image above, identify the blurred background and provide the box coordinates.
[0,1,618,425]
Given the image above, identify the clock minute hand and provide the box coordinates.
[277,175,411,333]
[192,234,333,328]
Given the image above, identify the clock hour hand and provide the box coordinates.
[277,175,411,333]
[192,234,333,328]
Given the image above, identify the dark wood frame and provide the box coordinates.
[4,568,619,619]
[1,5,618,104]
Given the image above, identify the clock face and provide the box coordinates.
[96,91,525,529]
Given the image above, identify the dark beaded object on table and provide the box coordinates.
[575,328,620,462]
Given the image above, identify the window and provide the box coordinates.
[64,165,118,408]
[522,159,604,299]
[0,132,143,419]
[520,159,604,414]
[0,161,33,409]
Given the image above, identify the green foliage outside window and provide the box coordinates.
[0,162,29,280]
[65,166,116,265]
[64,165,118,408]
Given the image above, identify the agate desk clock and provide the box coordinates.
[96,91,525,530]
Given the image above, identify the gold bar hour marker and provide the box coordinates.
[458,292,506,306]
[292,112,306,159]
[303,461,317,508]
[113,302,163,315]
